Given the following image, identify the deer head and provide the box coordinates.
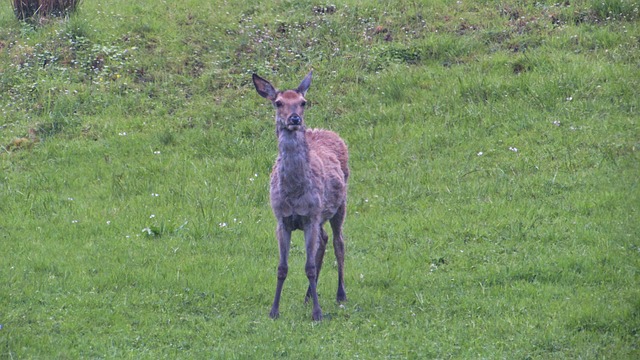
[252,71,312,132]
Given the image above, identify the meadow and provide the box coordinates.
[1,0,639,358]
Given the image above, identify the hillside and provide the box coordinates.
[1,0,639,358]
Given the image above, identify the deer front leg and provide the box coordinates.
[270,223,291,319]
[304,223,322,321]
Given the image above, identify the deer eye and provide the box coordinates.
[301,101,307,107]
[275,100,283,107]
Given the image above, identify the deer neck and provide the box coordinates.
[276,127,310,195]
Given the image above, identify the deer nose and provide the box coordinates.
[289,115,301,125]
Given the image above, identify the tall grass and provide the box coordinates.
[591,0,639,20]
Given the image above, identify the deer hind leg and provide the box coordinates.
[330,203,347,303]
[303,223,323,321]
[306,225,328,304]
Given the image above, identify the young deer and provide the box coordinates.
[252,71,349,321]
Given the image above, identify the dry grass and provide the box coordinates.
[12,0,81,20]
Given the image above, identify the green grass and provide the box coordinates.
[1,0,639,358]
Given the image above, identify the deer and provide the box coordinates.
[252,71,349,321]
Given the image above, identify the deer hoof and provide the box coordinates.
[269,308,280,319]
[312,309,323,321]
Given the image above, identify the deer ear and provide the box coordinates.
[253,74,278,101]
[296,71,312,96]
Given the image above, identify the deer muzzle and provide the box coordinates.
[289,114,302,126]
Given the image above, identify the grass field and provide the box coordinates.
[1,0,639,358]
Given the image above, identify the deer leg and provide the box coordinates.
[330,203,347,303]
[305,225,328,304]
[304,223,322,321]
[270,223,291,319]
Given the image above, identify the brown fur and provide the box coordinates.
[4,128,39,152]
[253,72,348,321]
